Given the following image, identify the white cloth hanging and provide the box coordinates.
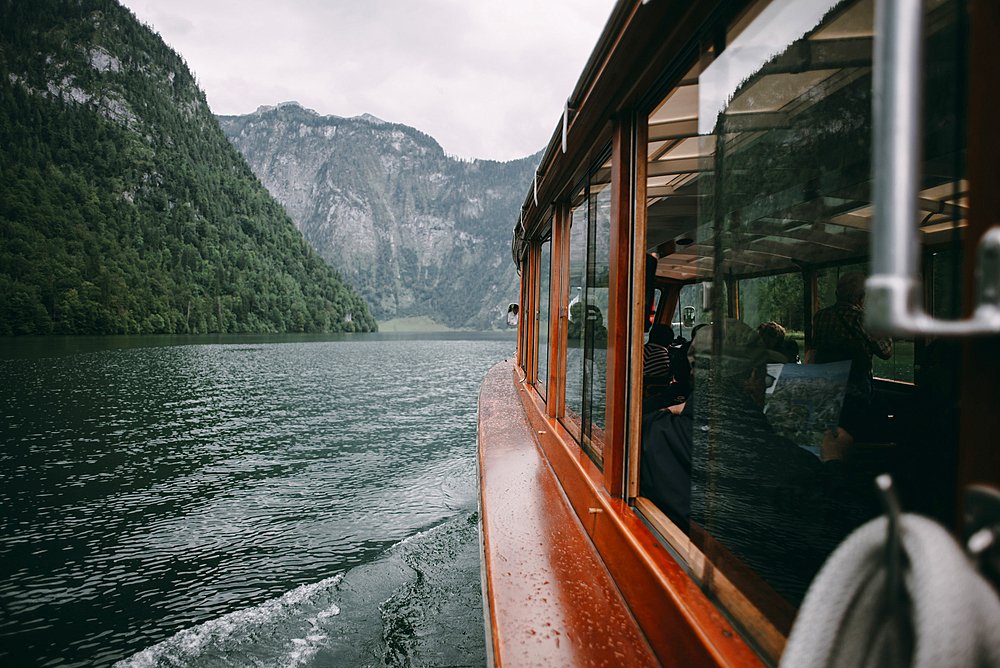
[780,513,1000,668]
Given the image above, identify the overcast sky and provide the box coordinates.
[118,0,618,162]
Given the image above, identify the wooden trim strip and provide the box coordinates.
[959,0,1000,500]
[629,114,650,499]
[605,116,634,498]
[634,498,792,663]
[547,216,563,415]
[518,380,765,668]
[478,360,659,666]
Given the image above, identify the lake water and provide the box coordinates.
[0,333,516,667]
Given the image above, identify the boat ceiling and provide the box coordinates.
[512,0,966,283]
[645,0,967,282]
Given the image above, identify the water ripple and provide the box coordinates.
[0,336,514,667]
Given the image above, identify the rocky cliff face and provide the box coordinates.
[219,103,538,329]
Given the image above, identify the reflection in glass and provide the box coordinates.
[536,239,551,398]
[566,196,588,429]
[696,0,965,608]
[694,0,883,608]
[639,0,967,640]
[588,179,611,431]
[563,160,612,466]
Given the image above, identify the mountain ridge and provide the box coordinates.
[219,102,538,329]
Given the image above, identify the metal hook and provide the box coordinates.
[876,473,903,609]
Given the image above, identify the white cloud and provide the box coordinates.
[119,0,616,161]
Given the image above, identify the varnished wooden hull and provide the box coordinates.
[478,360,762,667]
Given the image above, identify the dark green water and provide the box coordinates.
[0,333,516,667]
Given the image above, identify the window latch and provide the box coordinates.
[866,0,1000,336]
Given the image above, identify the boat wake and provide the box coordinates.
[113,513,485,668]
[114,574,345,668]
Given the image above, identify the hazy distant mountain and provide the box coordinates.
[0,0,376,335]
[219,103,538,329]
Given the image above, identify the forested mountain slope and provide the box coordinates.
[219,104,538,329]
[0,0,376,335]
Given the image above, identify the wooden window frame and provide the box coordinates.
[628,112,649,501]
[550,205,570,420]
[527,242,538,387]
[560,153,616,469]
[604,115,635,498]
[959,0,1000,499]
[537,236,553,401]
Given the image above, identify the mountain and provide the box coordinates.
[0,0,376,335]
[218,103,538,329]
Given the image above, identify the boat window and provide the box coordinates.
[563,153,612,466]
[520,263,530,373]
[525,247,536,382]
[635,0,967,660]
[673,283,709,342]
[535,237,552,398]
[737,274,805,362]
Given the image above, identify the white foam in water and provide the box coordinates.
[114,574,344,668]
[285,602,342,668]
[316,603,341,620]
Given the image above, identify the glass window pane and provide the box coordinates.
[565,194,588,435]
[536,239,551,398]
[698,0,871,606]
[739,275,804,364]
[519,262,532,374]
[637,0,967,657]
[586,175,611,433]
[700,0,965,600]
[562,156,611,467]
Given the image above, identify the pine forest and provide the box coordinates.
[0,0,377,335]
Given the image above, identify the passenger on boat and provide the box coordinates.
[757,321,791,363]
[643,324,674,378]
[695,320,871,603]
[810,272,893,440]
[638,324,713,534]
[640,397,693,532]
[642,320,869,604]
[643,339,689,413]
[757,321,800,364]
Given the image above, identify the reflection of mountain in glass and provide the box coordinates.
[764,361,851,456]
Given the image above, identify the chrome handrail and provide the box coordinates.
[867,0,1000,336]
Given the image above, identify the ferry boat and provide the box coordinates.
[478,0,1000,665]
